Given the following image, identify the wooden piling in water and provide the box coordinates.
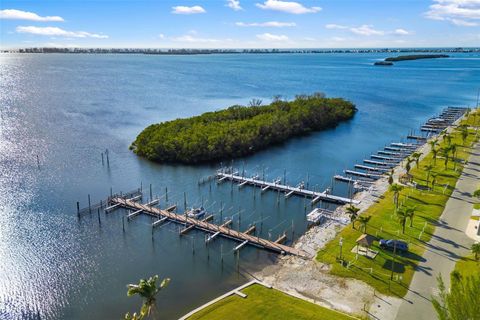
[88,194,91,214]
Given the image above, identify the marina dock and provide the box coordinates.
[109,197,310,258]
[216,172,359,205]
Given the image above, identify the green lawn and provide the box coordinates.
[455,254,480,278]
[187,284,359,320]
[316,110,480,297]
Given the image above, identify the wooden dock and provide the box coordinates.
[216,172,358,205]
[110,197,310,258]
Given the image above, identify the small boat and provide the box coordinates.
[186,207,207,219]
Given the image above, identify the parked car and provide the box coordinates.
[379,239,408,252]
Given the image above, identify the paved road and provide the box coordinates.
[395,143,479,320]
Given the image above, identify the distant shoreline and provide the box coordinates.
[2,47,480,55]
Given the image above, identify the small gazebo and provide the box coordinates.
[353,234,378,259]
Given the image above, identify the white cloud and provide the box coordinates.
[425,0,480,26]
[172,35,222,43]
[256,33,289,41]
[332,36,346,41]
[326,23,411,36]
[393,28,410,35]
[158,33,165,39]
[16,26,108,38]
[349,25,385,36]
[450,18,479,25]
[256,0,321,14]
[325,24,348,29]
[226,0,243,11]
[0,9,64,22]
[171,5,206,15]
[236,21,296,27]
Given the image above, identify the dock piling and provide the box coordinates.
[88,194,91,214]
[184,192,187,211]
[76,201,80,218]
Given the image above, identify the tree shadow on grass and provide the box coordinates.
[381,259,406,273]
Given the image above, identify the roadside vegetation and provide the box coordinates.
[431,251,480,320]
[316,110,479,297]
[131,93,356,163]
[187,284,359,320]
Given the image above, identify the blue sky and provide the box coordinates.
[1,0,479,48]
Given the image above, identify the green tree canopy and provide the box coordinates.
[131,94,356,163]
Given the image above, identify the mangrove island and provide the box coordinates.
[374,54,449,66]
[385,54,449,62]
[131,93,357,164]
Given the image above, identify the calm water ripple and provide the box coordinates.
[0,52,479,319]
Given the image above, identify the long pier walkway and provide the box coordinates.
[216,172,359,205]
[110,197,310,258]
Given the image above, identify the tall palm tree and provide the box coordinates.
[397,209,408,234]
[461,127,469,146]
[387,169,394,185]
[412,152,421,167]
[472,243,480,261]
[389,183,403,210]
[429,139,438,153]
[127,275,171,318]
[424,164,434,186]
[346,205,360,229]
[441,146,451,169]
[405,206,416,227]
[431,173,438,190]
[405,157,413,174]
[357,215,372,234]
[443,133,451,145]
[450,143,458,170]
[432,147,439,165]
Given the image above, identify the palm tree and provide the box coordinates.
[405,206,416,227]
[450,143,458,170]
[412,152,421,167]
[431,173,438,190]
[429,138,438,150]
[424,164,434,186]
[397,209,408,234]
[390,183,403,210]
[441,146,451,169]
[346,205,360,229]
[432,147,439,165]
[461,127,469,146]
[405,157,413,174]
[472,243,480,261]
[443,132,451,145]
[387,169,394,185]
[357,215,372,233]
[126,275,171,318]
